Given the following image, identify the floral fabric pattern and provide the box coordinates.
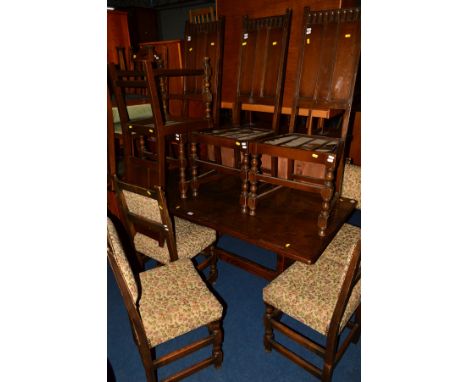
[138,258,223,347]
[342,163,361,209]
[134,217,216,264]
[123,190,216,264]
[123,190,163,223]
[264,259,360,336]
[107,218,139,303]
[317,224,360,267]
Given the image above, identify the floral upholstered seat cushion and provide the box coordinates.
[342,163,361,209]
[263,259,360,336]
[123,190,163,223]
[138,258,223,347]
[317,224,360,267]
[123,189,216,264]
[134,217,216,264]
[107,218,139,304]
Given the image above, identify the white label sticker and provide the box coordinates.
[306,27,312,35]
[243,33,248,39]
[327,155,335,163]
[187,35,191,41]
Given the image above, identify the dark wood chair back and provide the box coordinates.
[112,175,179,266]
[107,216,155,380]
[233,9,292,132]
[108,57,168,188]
[183,17,225,125]
[189,6,216,24]
[289,7,361,137]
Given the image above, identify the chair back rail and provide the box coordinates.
[183,17,225,125]
[289,7,361,136]
[189,6,216,24]
[112,175,179,263]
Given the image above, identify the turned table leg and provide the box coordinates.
[240,151,250,214]
[190,141,199,197]
[248,153,259,216]
[318,166,335,236]
[178,134,188,199]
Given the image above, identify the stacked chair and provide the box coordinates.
[188,10,292,212]
[108,47,214,195]
[107,215,224,382]
[247,7,361,236]
[162,16,226,197]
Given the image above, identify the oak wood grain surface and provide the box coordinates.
[166,172,355,264]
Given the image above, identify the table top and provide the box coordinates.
[166,173,356,264]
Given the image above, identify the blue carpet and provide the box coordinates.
[108,231,361,381]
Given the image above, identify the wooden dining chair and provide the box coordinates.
[113,175,219,283]
[246,7,361,236]
[341,162,361,210]
[107,215,224,382]
[181,16,225,126]
[263,230,361,382]
[154,17,225,194]
[188,10,292,212]
[108,53,214,195]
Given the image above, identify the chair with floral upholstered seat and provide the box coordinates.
[113,175,219,283]
[107,216,224,382]
[263,229,361,382]
[341,162,361,210]
[337,161,361,228]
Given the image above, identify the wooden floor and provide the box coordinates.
[165,170,355,279]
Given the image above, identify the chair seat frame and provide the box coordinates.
[263,241,361,382]
[107,216,224,382]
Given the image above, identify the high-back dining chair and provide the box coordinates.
[341,162,361,210]
[108,54,214,196]
[156,16,225,185]
[113,175,219,283]
[182,16,225,126]
[107,216,224,382]
[188,9,292,212]
[247,7,361,236]
[263,229,361,382]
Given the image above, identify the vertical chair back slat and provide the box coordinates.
[233,10,291,132]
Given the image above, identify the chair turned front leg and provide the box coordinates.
[322,363,333,382]
[240,151,250,214]
[318,167,335,237]
[210,320,224,368]
[190,142,199,197]
[208,245,218,283]
[263,303,275,352]
[178,134,188,199]
[248,153,259,216]
[352,305,361,344]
